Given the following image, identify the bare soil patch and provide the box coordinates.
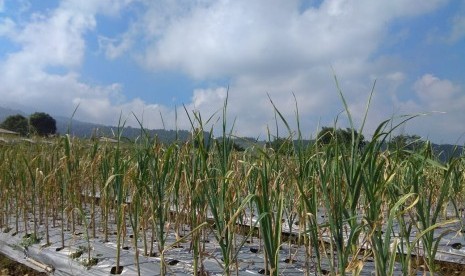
[0,253,47,276]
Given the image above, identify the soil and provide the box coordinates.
[0,253,47,276]
[414,258,465,276]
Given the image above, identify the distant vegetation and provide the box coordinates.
[0,105,463,162]
[1,112,56,136]
[316,127,365,148]
[0,106,192,143]
[29,112,57,136]
[0,114,28,135]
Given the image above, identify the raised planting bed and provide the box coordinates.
[1,203,465,275]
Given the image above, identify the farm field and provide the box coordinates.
[1,2,464,275]
[1,113,465,275]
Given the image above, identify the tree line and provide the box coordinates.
[1,112,450,160]
[266,126,438,157]
[0,112,56,136]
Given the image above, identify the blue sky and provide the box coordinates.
[0,0,464,144]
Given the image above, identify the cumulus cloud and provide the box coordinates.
[98,34,133,59]
[0,0,150,127]
[1,0,462,143]
[138,0,446,78]
[413,74,461,106]
[124,0,451,140]
[448,15,465,43]
[0,17,15,36]
[0,2,98,111]
[392,74,465,143]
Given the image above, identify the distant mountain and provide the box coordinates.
[0,106,464,156]
[431,143,464,163]
[0,106,27,121]
[55,116,192,143]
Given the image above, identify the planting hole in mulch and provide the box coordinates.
[55,247,64,251]
[417,265,428,272]
[168,259,180,265]
[321,269,331,275]
[2,227,12,233]
[122,246,130,250]
[451,243,462,250]
[110,266,124,274]
[284,258,296,264]
[258,268,270,275]
[197,269,209,276]
[250,247,259,253]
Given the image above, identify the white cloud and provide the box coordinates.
[0,17,16,36]
[413,74,461,105]
[126,0,450,138]
[0,0,146,126]
[98,34,133,59]
[137,0,446,79]
[191,87,227,109]
[392,74,465,143]
[448,15,465,42]
[1,0,462,144]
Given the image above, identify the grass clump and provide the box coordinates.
[20,233,41,249]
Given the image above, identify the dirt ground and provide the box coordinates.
[0,253,47,276]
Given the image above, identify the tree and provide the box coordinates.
[0,114,29,136]
[215,137,245,152]
[29,112,56,136]
[266,137,294,155]
[388,134,424,152]
[316,127,365,148]
[316,127,336,145]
